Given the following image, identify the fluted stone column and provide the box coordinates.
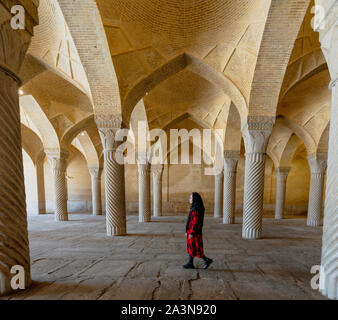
[152,165,163,217]
[0,6,39,295]
[306,154,327,227]
[320,77,338,299]
[97,117,127,236]
[214,170,224,218]
[47,151,69,222]
[274,167,290,220]
[315,8,338,300]
[223,151,240,224]
[242,117,274,240]
[89,167,102,216]
[138,161,151,222]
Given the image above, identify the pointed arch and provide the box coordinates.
[122,53,248,125]
[20,95,60,151]
[248,0,310,117]
[21,124,44,164]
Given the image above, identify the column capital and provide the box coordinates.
[242,116,274,153]
[46,150,69,172]
[224,150,240,159]
[276,166,291,179]
[308,153,328,174]
[214,169,224,181]
[138,162,150,176]
[224,151,240,172]
[88,166,102,179]
[152,164,164,177]
[95,114,124,151]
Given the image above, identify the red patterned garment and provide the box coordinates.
[186,209,204,258]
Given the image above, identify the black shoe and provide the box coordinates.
[182,262,195,269]
[203,258,213,270]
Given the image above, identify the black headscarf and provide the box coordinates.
[186,192,205,233]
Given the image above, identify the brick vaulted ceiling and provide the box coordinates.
[18,0,331,162]
[96,0,270,127]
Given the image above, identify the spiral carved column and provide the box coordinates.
[138,162,151,222]
[48,152,69,222]
[89,167,102,216]
[97,118,127,236]
[242,118,273,240]
[306,155,327,227]
[214,170,224,218]
[223,152,240,224]
[0,71,32,296]
[152,165,163,217]
[316,12,338,299]
[274,167,290,220]
[320,79,338,299]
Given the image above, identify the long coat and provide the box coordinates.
[186,209,204,258]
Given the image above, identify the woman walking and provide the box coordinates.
[183,192,213,269]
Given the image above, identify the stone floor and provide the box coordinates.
[1,214,327,300]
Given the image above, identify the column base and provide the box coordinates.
[93,211,103,216]
[275,215,283,220]
[55,215,68,222]
[320,275,338,300]
[107,225,126,236]
[242,228,262,240]
[307,219,321,227]
[223,217,234,224]
[139,216,151,223]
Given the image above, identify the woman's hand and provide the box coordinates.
[188,234,193,240]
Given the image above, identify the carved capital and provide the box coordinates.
[223,150,240,172]
[96,114,124,151]
[88,167,102,180]
[214,170,224,182]
[242,117,274,154]
[152,164,163,178]
[276,167,291,181]
[138,163,150,176]
[46,150,69,174]
[308,153,328,174]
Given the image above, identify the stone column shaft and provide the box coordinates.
[36,155,46,214]
[316,12,338,299]
[89,167,102,216]
[0,6,39,294]
[214,171,224,218]
[242,118,274,240]
[275,167,290,220]
[138,162,151,222]
[97,120,127,236]
[0,71,31,296]
[152,165,163,217]
[223,152,239,224]
[307,155,327,227]
[320,79,338,299]
[48,153,69,222]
